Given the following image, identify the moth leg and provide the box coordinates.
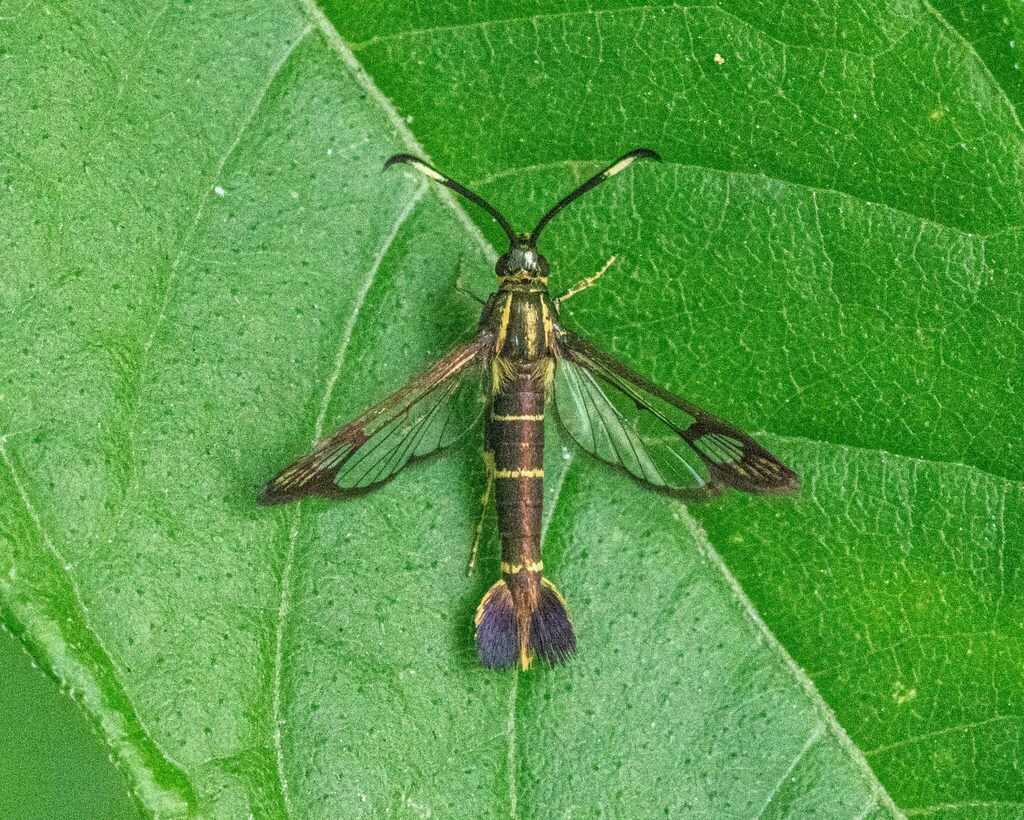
[466,450,495,575]
[556,255,616,305]
[455,256,486,305]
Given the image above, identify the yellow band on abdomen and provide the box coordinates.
[501,560,544,574]
[493,468,544,479]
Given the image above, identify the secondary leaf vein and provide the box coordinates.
[97,22,314,557]
[680,508,901,815]
[468,158,1019,238]
[271,186,426,817]
[918,0,1022,135]
[0,441,197,812]
[347,4,883,60]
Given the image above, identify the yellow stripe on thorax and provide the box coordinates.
[540,298,554,349]
[492,413,545,421]
[494,293,514,355]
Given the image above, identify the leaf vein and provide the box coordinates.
[760,430,1021,488]
[0,441,197,812]
[469,158,1019,238]
[905,800,1024,816]
[297,0,496,263]
[918,0,1022,136]
[96,22,314,559]
[347,3,883,60]
[753,723,826,818]
[271,185,426,817]
[864,714,1020,757]
[505,676,520,819]
[501,454,575,815]
[681,509,902,815]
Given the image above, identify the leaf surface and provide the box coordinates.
[1,0,1019,816]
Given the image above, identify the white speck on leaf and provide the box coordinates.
[892,682,918,705]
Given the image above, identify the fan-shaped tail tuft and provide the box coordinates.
[474,578,576,670]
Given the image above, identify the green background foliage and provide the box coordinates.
[0,628,139,817]
[1,0,1021,816]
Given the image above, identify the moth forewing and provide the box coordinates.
[258,337,487,505]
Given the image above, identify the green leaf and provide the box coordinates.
[333,0,1024,814]
[0,627,139,818]
[0,1,1017,818]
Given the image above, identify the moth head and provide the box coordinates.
[496,235,549,282]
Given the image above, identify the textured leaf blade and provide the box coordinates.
[5,0,1013,815]
[331,0,1024,813]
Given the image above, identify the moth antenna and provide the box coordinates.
[530,148,661,244]
[385,154,517,243]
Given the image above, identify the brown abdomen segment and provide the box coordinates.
[476,364,575,670]
[491,371,545,572]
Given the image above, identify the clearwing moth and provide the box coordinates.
[260,148,800,671]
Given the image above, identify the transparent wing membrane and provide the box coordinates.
[554,330,799,496]
[555,358,708,490]
[260,339,485,504]
[321,372,482,489]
